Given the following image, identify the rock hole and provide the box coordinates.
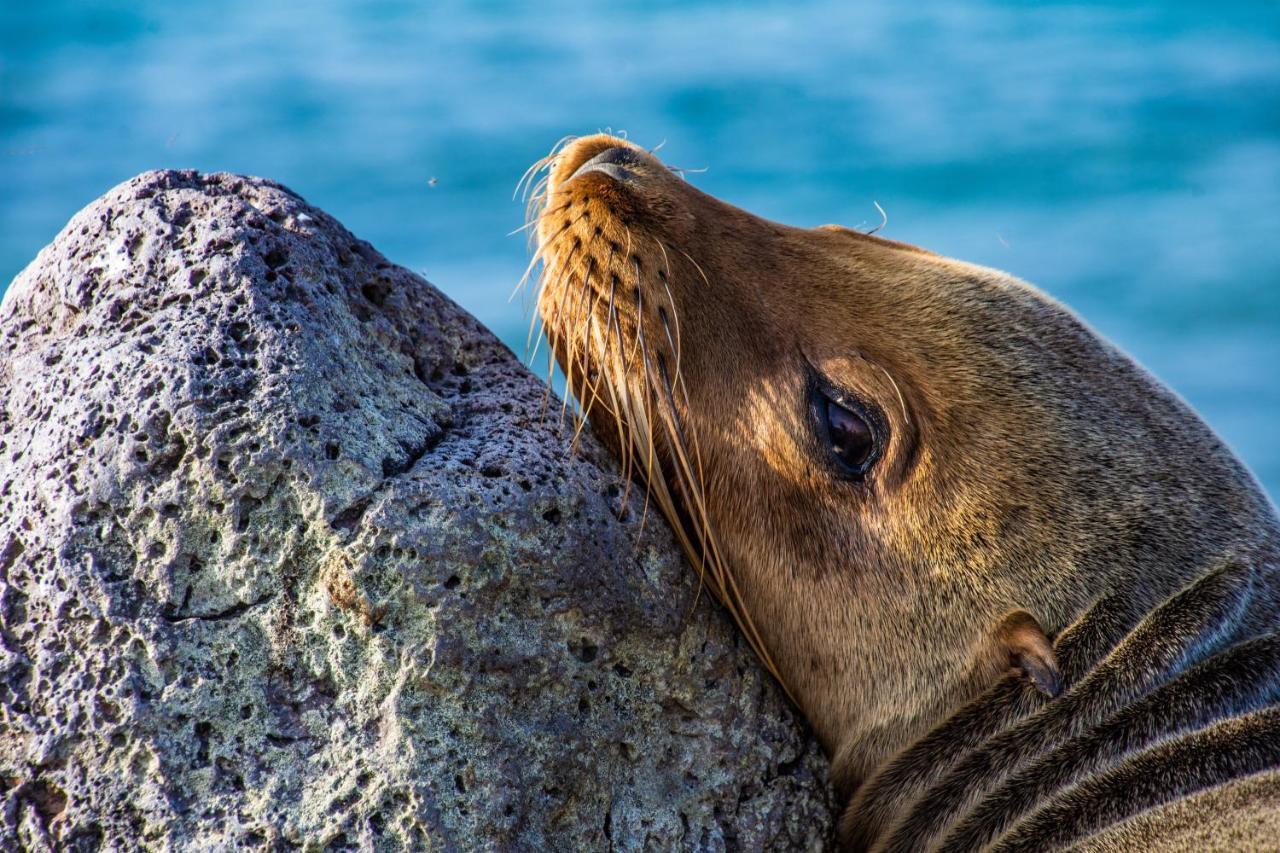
[570,638,598,663]
[361,280,390,307]
[193,721,213,767]
[23,780,67,825]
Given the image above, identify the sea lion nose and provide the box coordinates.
[568,146,645,185]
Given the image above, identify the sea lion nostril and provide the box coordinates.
[594,146,643,166]
[568,146,644,185]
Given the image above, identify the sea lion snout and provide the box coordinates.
[550,135,664,195]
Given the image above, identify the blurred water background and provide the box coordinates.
[3,1,1278,496]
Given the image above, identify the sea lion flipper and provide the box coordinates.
[995,610,1061,698]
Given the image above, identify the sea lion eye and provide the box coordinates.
[822,396,876,474]
[804,361,886,480]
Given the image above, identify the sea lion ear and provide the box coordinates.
[994,610,1061,697]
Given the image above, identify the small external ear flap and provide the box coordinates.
[993,610,1061,697]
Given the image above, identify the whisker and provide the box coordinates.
[560,255,597,431]
[524,176,556,234]
[652,355,792,701]
[530,238,578,358]
[668,165,709,180]
[867,200,888,235]
[876,361,910,427]
[507,200,570,238]
[525,302,545,364]
[569,311,602,445]
[654,363,714,595]
[570,315,608,449]
[662,245,714,528]
[550,234,606,436]
[613,363,644,515]
[571,244,618,446]
[654,240,684,395]
[607,278,639,510]
[517,133,577,202]
[516,134,576,201]
[512,209,584,304]
[536,243,582,418]
[633,256,661,532]
[514,151,551,203]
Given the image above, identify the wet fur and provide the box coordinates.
[530,134,1280,849]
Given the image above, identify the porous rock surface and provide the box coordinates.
[0,171,833,850]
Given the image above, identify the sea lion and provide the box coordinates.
[527,134,1280,849]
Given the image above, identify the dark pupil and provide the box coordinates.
[826,399,873,468]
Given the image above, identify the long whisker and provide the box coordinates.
[508,201,570,238]
[515,134,575,201]
[664,242,713,496]
[613,357,645,516]
[560,255,596,430]
[876,361,910,427]
[653,354,792,701]
[654,239,684,396]
[632,257,661,532]
[569,285,603,446]
[531,237,578,358]
[514,154,551,204]
[619,233,645,387]
[607,275,638,510]
[600,358,633,508]
[866,200,888,235]
[546,239,597,423]
[612,230,652,510]
[518,133,576,206]
[652,244,790,697]
[571,244,618,447]
[537,241,582,418]
[524,174,553,227]
[651,354,713,592]
[513,208,583,304]
[515,143,559,202]
[653,300,707,614]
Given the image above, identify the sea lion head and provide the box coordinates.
[529,134,1277,790]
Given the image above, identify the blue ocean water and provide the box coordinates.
[3,2,1278,496]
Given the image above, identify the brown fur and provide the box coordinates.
[530,134,1280,848]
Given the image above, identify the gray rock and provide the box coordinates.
[0,171,833,851]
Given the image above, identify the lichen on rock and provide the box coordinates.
[0,170,833,850]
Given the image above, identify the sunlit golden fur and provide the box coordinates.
[528,134,1280,844]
